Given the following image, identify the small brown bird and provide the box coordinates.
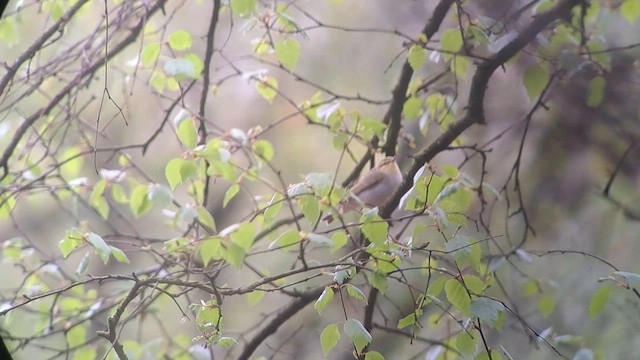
[324,156,402,223]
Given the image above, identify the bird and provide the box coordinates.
[324,156,403,223]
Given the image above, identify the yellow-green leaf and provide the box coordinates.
[130,184,152,217]
[252,139,274,161]
[320,323,340,355]
[223,184,240,208]
[408,44,427,71]
[167,30,193,51]
[231,0,257,16]
[538,293,556,317]
[275,38,301,71]
[314,286,334,314]
[177,118,198,148]
[588,286,611,320]
[586,76,606,108]
[141,43,161,67]
[256,76,278,102]
[523,65,549,101]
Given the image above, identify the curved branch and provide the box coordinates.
[0,0,168,180]
[382,0,456,156]
[381,0,585,218]
[236,287,325,360]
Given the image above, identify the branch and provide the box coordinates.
[381,0,585,218]
[236,287,325,360]
[381,0,455,156]
[0,0,168,181]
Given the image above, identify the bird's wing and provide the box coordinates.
[350,171,383,197]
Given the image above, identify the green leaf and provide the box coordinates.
[408,44,426,71]
[0,17,18,45]
[44,0,64,21]
[359,117,387,141]
[588,286,611,320]
[247,290,265,306]
[223,184,240,208]
[167,30,193,51]
[165,158,199,190]
[59,146,84,180]
[90,179,107,201]
[523,64,549,101]
[264,193,284,222]
[59,229,83,258]
[164,237,189,253]
[523,280,539,297]
[314,286,334,314]
[476,350,503,360]
[111,183,128,203]
[110,246,130,263]
[231,0,257,16]
[461,274,484,294]
[344,319,372,352]
[454,330,477,356]
[369,272,388,294]
[73,347,96,360]
[397,309,422,329]
[66,325,86,348]
[177,118,198,148]
[272,228,301,252]
[130,184,152,217]
[402,96,422,120]
[306,233,333,247]
[344,284,368,304]
[184,53,204,77]
[141,43,161,67]
[621,0,640,23]
[451,56,470,77]
[252,139,274,161]
[198,237,222,266]
[148,184,173,208]
[331,231,349,252]
[0,193,16,219]
[166,158,183,190]
[149,70,166,93]
[255,76,278,102]
[360,209,389,245]
[440,29,463,59]
[91,195,110,220]
[586,76,605,108]
[222,242,246,268]
[195,300,221,331]
[197,206,217,232]
[445,278,471,315]
[320,323,340,355]
[275,38,301,71]
[208,160,236,181]
[216,337,238,347]
[471,297,504,327]
[538,293,556,317]
[365,351,385,360]
[230,222,256,251]
[86,232,111,264]
[253,39,270,56]
[76,252,90,276]
[299,195,320,223]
